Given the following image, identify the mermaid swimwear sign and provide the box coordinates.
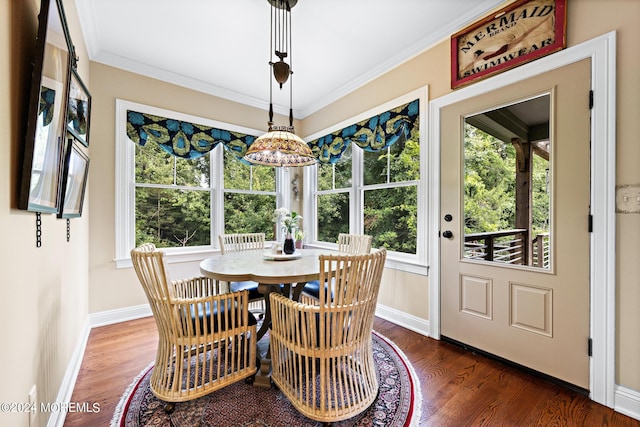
[451,0,566,89]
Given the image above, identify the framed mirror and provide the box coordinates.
[66,68,91,147]
[18,0,74,213]
[58,136,90,218]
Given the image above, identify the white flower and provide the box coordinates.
[272,207,290,222]
[273,207,302,234]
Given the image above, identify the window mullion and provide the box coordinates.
[332,163,336,190]
[212,146,224,248]
[386,146,391,184]
[173,156,177,186]
[275,167,290,241]
[352,146,363,234]
[303,164,316,243]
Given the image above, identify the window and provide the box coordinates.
[134,140,212,248]
[307,88,428,272]
[363,132,420,254]
[223,148,277,240]
[115,100,285,267]
[316,145,351,243]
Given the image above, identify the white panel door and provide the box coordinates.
[440,59,591,389]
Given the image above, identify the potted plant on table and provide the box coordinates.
[294,229,305,249]
[273,208,302,254]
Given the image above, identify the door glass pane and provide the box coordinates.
[463,95,551,269]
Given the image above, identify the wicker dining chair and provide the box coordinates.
[218,233,267,313]
[299,233,373,303]
[337,233,373,255]
[269,248,387,423]
[131,243,257,403]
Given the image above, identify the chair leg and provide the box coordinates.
[162,402,175,413]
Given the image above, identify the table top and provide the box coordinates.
[199,248,338,285]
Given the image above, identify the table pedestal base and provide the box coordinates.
[254,358,272,388]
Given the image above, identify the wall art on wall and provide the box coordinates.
[57,137,90,218]
[451,0,566,89]
[66,68,91,147]
[19,0,73,213]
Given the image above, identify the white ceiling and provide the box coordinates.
[75,0,505,119]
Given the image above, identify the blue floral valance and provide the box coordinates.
[308,99,419,164]
[127,99,419,166]
[126,110,256,163]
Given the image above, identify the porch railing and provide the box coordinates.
[464,229,527,265]
[532,232,550,268]
[464,229,549,268]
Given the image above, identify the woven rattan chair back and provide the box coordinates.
[269,248,387,423]
[219,233,265,254]
[131,243,257,403]
[337,233,373,254]
[299,234,373,304]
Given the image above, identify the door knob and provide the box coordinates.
[442,230,453,239]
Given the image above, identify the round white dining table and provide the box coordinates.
[199,248,333,286]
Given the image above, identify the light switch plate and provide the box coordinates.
[615,184,640,213]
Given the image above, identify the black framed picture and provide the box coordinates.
[18,0,73,213]
[57,136,90,218]
[66,68,91,147]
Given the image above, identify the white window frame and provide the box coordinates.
[114,99,280,268]
[303,87,429,275]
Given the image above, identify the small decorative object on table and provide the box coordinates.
[294,229,305,249]
[283,234,295,254]
[273,207,302,255]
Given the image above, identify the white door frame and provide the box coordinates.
[428,32,616,407]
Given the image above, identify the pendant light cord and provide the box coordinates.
[268,3,274,126]
[288,0,293,127]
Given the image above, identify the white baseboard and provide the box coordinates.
[46,320,91,427]
[615,385,640,421]
[89,303,152,328]
[375,304,430,336]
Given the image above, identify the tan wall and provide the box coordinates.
[1,0,90,426]
[379,270,429,320]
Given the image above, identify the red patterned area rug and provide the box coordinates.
[111,331,422,427]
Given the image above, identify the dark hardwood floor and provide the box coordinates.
[65,316,639,426]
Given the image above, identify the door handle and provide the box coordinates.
[442,230,453,239]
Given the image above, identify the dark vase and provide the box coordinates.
[283,234,295,254]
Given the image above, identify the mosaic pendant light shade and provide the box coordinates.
[244,125,315,166]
